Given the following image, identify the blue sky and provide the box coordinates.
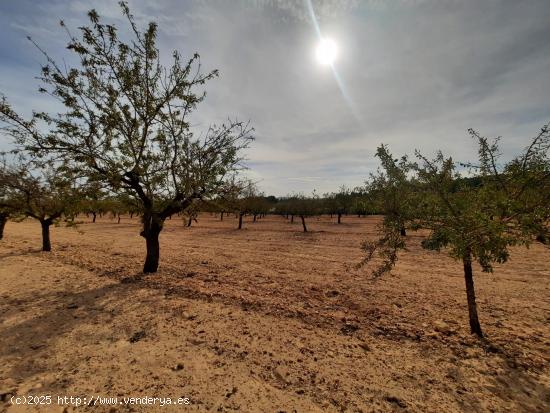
[1,0,549,195]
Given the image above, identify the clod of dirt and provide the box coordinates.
[66,303,79,309]
[433,320,453,335]
[129,330,146,343]
[172,363,184,371]
[325,290,339,298]
[385,395,407,408]
[358,342,371,352]
[225,386,238,398]
[273,367,289,385]
[340,323,359,335]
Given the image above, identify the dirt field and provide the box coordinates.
[0,214,548,412]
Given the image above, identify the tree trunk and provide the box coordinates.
[187,217,192,227]
[253,214,257,222]
[238,212,244,229]
[141,215,163,273]
[463,254,483,337]
[220,211,224,221]
[0,215,7,240]
[130,212,134,219]
[117,214,121,224]
[400,226,406,236]
[41,220,52,252]
[291,215,294,223]
[337,213,342,224]
[92,212,97,223]
[300,215,307,232]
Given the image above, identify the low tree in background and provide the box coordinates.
[80,182,108,223]
[0,162,80,251]
[183,202,200,227]
[285,193,320,232]
[247,194,271,223]
[367,145,414,236]
[332,185,353,223]
[362,125,550,337]
[350,190,377,217]
[235,181,259,230]
[0,3,253,272]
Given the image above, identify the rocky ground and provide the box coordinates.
[0,214,548,412]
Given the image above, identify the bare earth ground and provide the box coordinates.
[0,214,548,413]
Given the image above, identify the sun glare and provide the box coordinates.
[316,38,337,65]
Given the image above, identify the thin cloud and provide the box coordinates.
[1,0,549,196]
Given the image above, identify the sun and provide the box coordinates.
[316,38,337,65]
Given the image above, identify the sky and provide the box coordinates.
[0,0,549,196]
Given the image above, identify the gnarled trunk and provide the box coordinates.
[40,220,52,252]
[337,213,342,224]
[463,254,483,337]
[141,214,163,273]
[92,212,97,223]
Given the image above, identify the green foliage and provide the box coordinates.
[0,3,253,271]
[362,125,549,277]
[0,160,81,225]
[361,124,549,336]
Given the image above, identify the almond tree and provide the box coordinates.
[362,125,550,337]
[0,162,80,251]
[285,193,320,233]
[0,3,253,272]
[228,180,258,230]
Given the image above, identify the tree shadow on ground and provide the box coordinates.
[479,338,550,412]
[0,282,141,384]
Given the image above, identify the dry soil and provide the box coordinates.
[0,214,548,412]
